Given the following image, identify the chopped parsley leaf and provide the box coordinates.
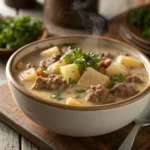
[63,48,100,71]
[109,74,125,88]
[74,94,81,99]
[68,78,75,88]
[41,67,47,71]
[50,90,64,101]
[75,88,86,93]
[110,74,125,83]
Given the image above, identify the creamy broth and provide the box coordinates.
[14,44,149,106]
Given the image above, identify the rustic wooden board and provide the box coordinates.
[0,84,150,150]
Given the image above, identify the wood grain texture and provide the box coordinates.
[0,83,150,150]
[21,137,39,150]
[0,122,20,150]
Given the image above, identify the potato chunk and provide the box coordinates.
[60,64,80,82]
[66,97,82,106]
[40,46,60,57]
[77,67,111,88]
[106,62,128,76]
[47,60,67,75]
[117,55,143,68]
[19,68,37,81]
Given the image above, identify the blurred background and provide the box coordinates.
[0,0,149,49]
[1,0,149,19]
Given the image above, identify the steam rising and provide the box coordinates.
[73,0,107,35]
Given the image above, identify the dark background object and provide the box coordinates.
[44,0,107,35]
[44,0,99,29]
[4,0,36,9]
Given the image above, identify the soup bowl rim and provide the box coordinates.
[6,35,150,111]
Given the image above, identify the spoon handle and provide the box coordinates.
[118,124,142,150]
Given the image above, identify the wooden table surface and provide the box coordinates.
[0,0,149,149]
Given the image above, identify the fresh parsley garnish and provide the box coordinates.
[74,94,81,99]
[109,74,125,88]
[68,78,75,87]
[82,52,100,69]
[110,74,125,83]
[63,48,82,63]
[74,88,86,99]
[75,88,86,93]
[63,48,100,71]
[41,67,47,71]
[50,90,64,101]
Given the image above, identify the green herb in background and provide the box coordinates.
[142,28,150,38]
[50,90,64,101]
[0,15,43,49]
[128,7,150,38]
[63,48,100,71]
[143,12,150,29]
[128,8,146,26]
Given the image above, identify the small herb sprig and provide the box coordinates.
[68,78,76,88]
[74,88,86,99]
[63,48,100,71]
[41,67,47,71]
[110,74,125,87]
[75,88,86,93]
[50,90,64,101]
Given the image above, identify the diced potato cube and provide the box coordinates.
[47,60,67,75]
[60,64,80,82]
[66,97,82,106]
[40,46,60,57]
[106,62,128,76]
[77,67,111,88]
[19,68,37,81]
[117,55,143,68]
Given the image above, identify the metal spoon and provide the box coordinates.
[118,119,150,150]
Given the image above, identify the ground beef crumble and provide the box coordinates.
[39,53,62,67]
[85,84,109,103]
[126,74,143,84]
[110,83,139,97]
[31,74,68,90]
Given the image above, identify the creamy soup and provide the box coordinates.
[14,44,149,106]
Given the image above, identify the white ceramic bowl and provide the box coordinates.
[6,35,150,137]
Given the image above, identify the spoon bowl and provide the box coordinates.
[118,117,150,150]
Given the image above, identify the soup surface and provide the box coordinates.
[14,44,149,106]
